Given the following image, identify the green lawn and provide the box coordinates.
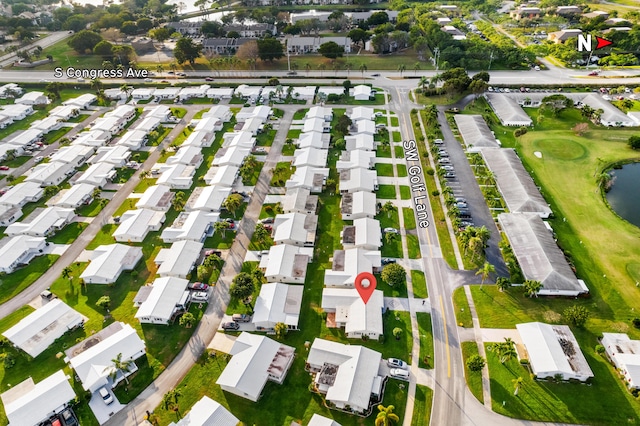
[48,222,88,244]
[399,186,411,200]
[393,131,402,143]
[486,342,639,424]
[32,39,105,70]
[171,107,187,118]
[0,255,59,304]
[293,109,308,120]
[377,209,400,231]
[416,313,434,369]
[406,235,421,259]
[376,272,408,298]
[411,385,433,426]
[452,287,473,328]
[270,162,295,187]
[133,178,157,193]
[391,116,399,127]
[461,341,484,404]
[204,229,235,249]
[381,235,402,258]
[286,128,301,139]
[256,129,277,147]
[375,163,394,177]
[0,306,35,334]
[377,145,392,158]
[396,164,407,177]
[76,199,105,217]
[394,146,404,158]
[67,113,90,123]
[282,143,296,156]
[0,155,30,168]
[43,127,71,144]
[377,184,396,199]
[86,224,118,249]
[411,270,428,299]
[403,207,416,230]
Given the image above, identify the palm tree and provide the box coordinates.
[398,64,406,76]
[512,376,524,396]
[333,62,341,76]
[375,404,400,426]
[156,64,164,75]
[596,172,612,192]
[523,279,542,298]
[254,223,270,243]
[419,76,428,92]
[476,262,495,289]
[318,63,326,77]
[381,201,397,218]
[385,231,398,245]
[62,266,72,285]
[490,339,517,364]
[305,62,311,76]
[223,193,243,218]
[120,84,132,99]
[214,220,230,237]
[496,277,511,292]
[90,78,103,96]
[105,352,135,385]
[345,62,352,77]
[468,236,483,262]
[413,62,420,75]
[359,63,367,81]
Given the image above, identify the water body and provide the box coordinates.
[606,162,640,228]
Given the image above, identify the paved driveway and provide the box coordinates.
[88,389,125,425]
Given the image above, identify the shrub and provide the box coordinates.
[432,190,440,197]
[426,168,435,176]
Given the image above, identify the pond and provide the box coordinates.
[606,162,640,228]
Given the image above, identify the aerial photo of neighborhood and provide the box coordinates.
[0,0,639,424]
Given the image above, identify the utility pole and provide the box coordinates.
[488,51,494,71]
[434,47,440,73]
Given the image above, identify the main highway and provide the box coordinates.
[0,65,631,425]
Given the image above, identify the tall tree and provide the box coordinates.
[257,38,284,62]
[375,404,400,426]
[523,279,542,298]
[318,41,344,59]
[174,37,203,65]
[223,193,243,218]
[476,262,495,289]
[105,353,135,385]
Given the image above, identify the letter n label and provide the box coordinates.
[577,34,591,52]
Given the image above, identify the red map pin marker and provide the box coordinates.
[355,272,377,304]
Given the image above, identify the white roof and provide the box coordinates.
[133,116,161,133]
[235,85,262,98]
[353,217,381,248]
[293,147,328,168]
[3,299,85,357]
[63,93,96,107]
[205,165,239,187]
[154,87,181,97]
[25,161,74,185]
[113,209,166,242]
[351,85,371,98]
[252,283,303,328]
[5,207,74,237]
[66,322,145,391]
[185,185,231,212]
[145,105,171,119]
[293,86,317,98]
[202,105,231,121]
[601,333,640,387]
[47,183,94,208]
[336,150,375,171]
[194,116,222,133]
[0,182,43,207]
[297,131,329,149]
[308,414,342,426]
[481,148,552,216]
[169,396,239,426]
[106,104,136,118]
[135,277,190,321]
[517,322,593,379]
[131,88,155,97]
[76,162,116,187]
[303,118,326,133]
[306,106,333,120]
[213,146,250,167]
[356,120,376,135]
[49,104,81,119]
[0,235,45,272]
[49,144,95,164]
[92,145,131,165]
[161,210,219,243]
[307,339,382,410]
[16,91,47,104]
[226,131,255,149]
[273,212,317,245]
[206,87,234,98]
[155,240,203,278]
[321,288,383,335]
[345,134,375,151]
[135,184,174,211]
[339,168,377,193]
[167,145,203,166]
[180,130,214,148]
[0,103,32,119]
[1,370,75,426]
[324,247,381,286]
[454,115,499,150]
[72,129,111,147]
[236,105,271,121]
[350,106,374,121]
[486,94,533,125]
[117,129,148,149]
[285,166,329,190]
[80,244,143,284]
[282,186,317,214]
[216,332,294,400]
[157,163,196,188]
[263,244,311,281]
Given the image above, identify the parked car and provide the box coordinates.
[389,368,410,380]
[286,71,298,75]
[205,77,214,81]
[383,227,399,234]
[232,314,251,322]
[177,72,187,77]
[441,165,454,171]
[189,282,209,291]
[455,197,466,203]
[444,172,456,179]
[259,217,274,224]
[98,387,114,405]
[381,258,396,265]
[224,218,236,229]
[438,151,449,157]
[438,158,451,164]
[253,147,267,154]
[204,249,222,257]
[433,139,444,145]
[222,322,240,330]
[0,166,9,171]
[387,358,408,369]
[34,156,43,163]
[191,292,209,302]
[372,73,381,76]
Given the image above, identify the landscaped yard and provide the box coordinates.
[377,209,400,231]
[399,185,411,200]
[0,255,59,304]
[461,341,484,403]
[256,129,277,147]
[403,207,416,230]
[411,385,433,426]
[48,222,88,244]
[375,163,394,177]
[286,128,301,139]
[396,164,407,177]
[270,162,295,186]
[381,235,402,259]
[86,224,118,249]
[411,270,428,299]
[416,313,434,369]
[377,184,396,199]
[76,198,106,217]
[393,131,402,142]
[376,272,408,298]
[376,145,392,158]
[452,287,472,328]
[406,234,421,259]
[241,161,264,186]
[293,109,308,120]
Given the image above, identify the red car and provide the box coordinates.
[189,282,209,291]
[0,166,9,171]
[205,77,214,81]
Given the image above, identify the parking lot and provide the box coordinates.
[435,108,507,275]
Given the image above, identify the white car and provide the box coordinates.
[383,227,399,234]
[389,368,410,380]
[387,358,408,369]
[98,387,114,405]
[191,291,208,302]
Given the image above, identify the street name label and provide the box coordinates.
[403,139,430,228]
